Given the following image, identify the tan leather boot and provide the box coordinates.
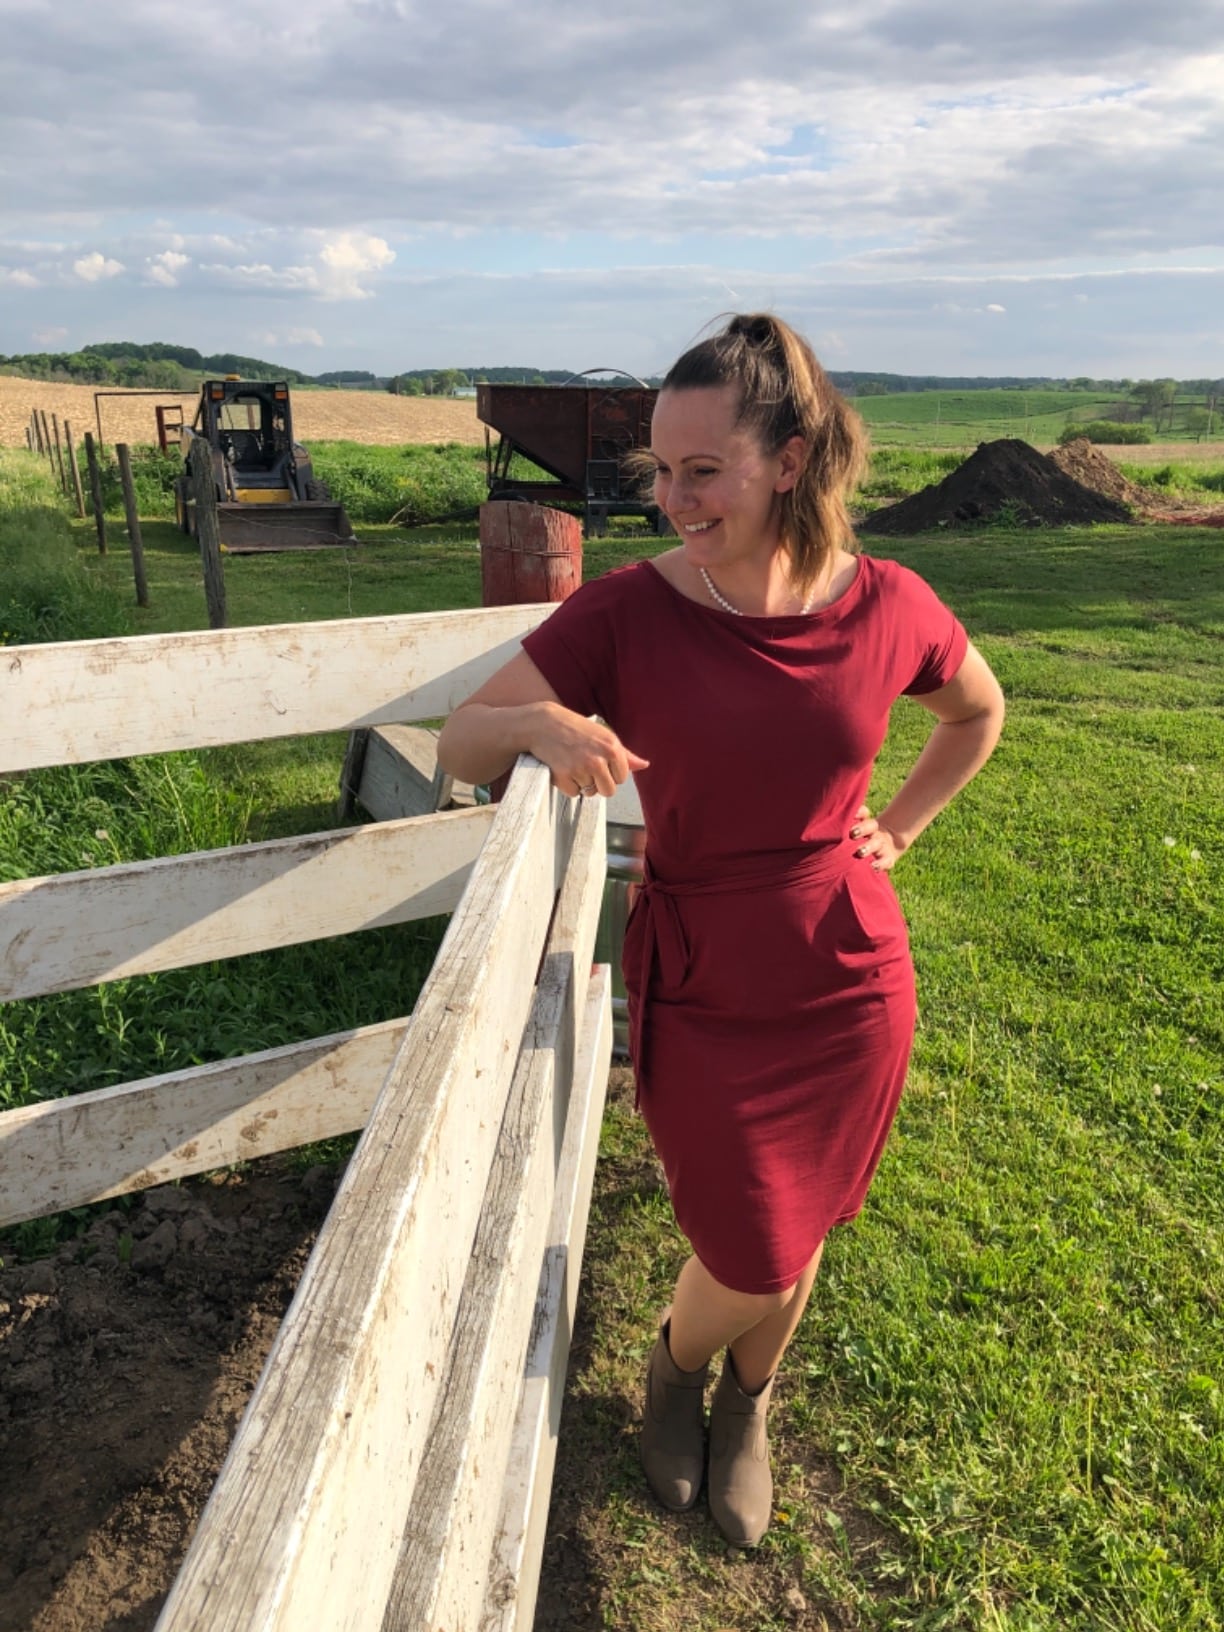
[707,1352,775,1546]
[639,1319,708,1511]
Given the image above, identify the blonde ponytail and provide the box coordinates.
[660,313,868,592]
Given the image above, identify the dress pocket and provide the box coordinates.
[837,863,907,955]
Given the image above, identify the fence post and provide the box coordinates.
[51,414,68,495]
[83,432,107,554]
[188,438,227,629]
[63,421,87,519]
[116,443,150,609]
[39,410,54,467]
[30,410,43,455]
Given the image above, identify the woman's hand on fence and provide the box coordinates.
[438,650,647,793]
[528,705,649,798]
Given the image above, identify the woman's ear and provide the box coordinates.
[773,434,807,494]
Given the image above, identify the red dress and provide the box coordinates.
[521,554,968,1295]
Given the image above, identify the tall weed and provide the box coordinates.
[0,450,128,643]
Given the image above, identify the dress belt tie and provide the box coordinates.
[629,843,859,1100]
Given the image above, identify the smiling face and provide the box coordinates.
[649,385,802,571]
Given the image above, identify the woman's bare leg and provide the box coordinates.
[729,1242,824,1392]
[666,1241,825,1389]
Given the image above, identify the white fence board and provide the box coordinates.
[481,966,613,1632]
[0,605,552,773]
[385,797,606,1631]
[0,1019,409,1228]
[0,804,494,1001]
[155,760,576,1632]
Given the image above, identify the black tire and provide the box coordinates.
[304,478,331,501]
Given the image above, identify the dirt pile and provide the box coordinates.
[860,438,1134,534]
[1047,438,1149,507]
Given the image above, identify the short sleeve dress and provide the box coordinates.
[521,553,967,1295]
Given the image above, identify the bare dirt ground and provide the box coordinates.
[0,376,484,449]
[1109,439,1224,464]
[0,1077,621,1632]
[0,1165,338,1632]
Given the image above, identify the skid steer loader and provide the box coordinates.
[172,379,355,552]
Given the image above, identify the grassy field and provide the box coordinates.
[3,450,1223,1628]
[856,390,1221,452]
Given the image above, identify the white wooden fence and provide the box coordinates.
[0,607,614,1631]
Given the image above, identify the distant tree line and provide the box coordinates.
[0,341,316,390]
[3,347,1220,426]
[383,367,619,395]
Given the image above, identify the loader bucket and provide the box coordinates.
[215,501,356,554]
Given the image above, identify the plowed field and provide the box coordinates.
[0,376,484,448]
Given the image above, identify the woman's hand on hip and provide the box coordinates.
[848,803,907,872]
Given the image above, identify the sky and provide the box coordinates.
[1,0,1222,380]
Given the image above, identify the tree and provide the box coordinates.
[1185,407,1211,440]
[1131,379,1179,432]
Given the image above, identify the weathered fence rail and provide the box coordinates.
[0,605,613,1630]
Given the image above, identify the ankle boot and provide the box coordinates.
[639,1320,708,1511]
[707,1353,775,1546]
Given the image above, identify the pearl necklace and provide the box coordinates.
[699,566,817,617]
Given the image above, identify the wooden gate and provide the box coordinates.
[0,607,613,1630]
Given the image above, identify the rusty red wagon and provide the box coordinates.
[476,373,669,537]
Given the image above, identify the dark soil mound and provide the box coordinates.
[1048,438,1148,507]
[860,438,1133,534]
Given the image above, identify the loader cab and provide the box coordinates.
[195,381,295,481]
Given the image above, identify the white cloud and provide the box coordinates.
[197,259,317,290]
[73,251,124,281]
[986,303,1006,313]
[194,232,394,300]
[256,327,325,347]
[146,248,191,286]
[315,231,396,299]
[0,266,39,288]
[33,326,69,344]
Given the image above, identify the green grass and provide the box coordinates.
[856,390,1118,448]
[4,448,1224,1627]
[0,449,128,644]
[1118,461,1224,501]
[856,390,1221,451]
[85,438,533,528]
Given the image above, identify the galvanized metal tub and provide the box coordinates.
[596,778,645,1057]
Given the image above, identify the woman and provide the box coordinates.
[437,313,1004,1547]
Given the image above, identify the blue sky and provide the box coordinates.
[1,0,1221,378]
